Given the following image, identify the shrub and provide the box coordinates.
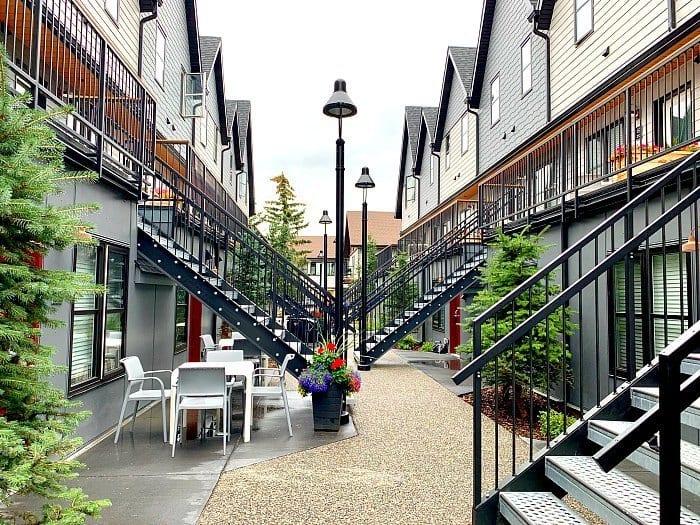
[420,341,435,352]
[396,335,418,350]
[538,409,577,439]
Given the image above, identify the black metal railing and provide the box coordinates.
[0,0,156,188]
[140,154,335,340]
[453,150,700,512]
[479,41,700,230]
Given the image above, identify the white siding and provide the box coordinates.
[440,113,476,201]
[401,148,419,231]
[76,0,140,73]
[192,67,223,177]
[677,0,700,25]
[550,0,673,118]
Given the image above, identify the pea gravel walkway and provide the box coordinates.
[198,351,528,525]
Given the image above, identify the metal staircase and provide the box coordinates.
[137,158,334,375]
[452,151,700,524]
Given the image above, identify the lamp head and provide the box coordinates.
[682,228,699,252]
[319,210,332,225]
[355,167,375,189]
[323,79,357,119]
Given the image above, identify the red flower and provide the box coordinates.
[317,346,325,354]
[330,358,345,371]
[327,342,336,351]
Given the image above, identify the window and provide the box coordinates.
[326,262,335,276]
[200,112,207,146]
[491,75,500,125]
[584,120,624,177]
[308,262,319,276]
[180,72,205,118]
[406,175,416,203]
[432,307,445,331]
[461,115,469,154]
[70,242,128,392]
[430,154,438,184]
[155,24,166,86]
[105,0,119,22]
[237,170,248,200]
[174,288,188,354]
[214,127,219,163]
[445,134,451,170]
[575,0,593,42]
[521,37,532,96]
[610,249,690,374]
[653,84,694,148]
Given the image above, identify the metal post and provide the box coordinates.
[658,353,681,524]
[359,198,370,371]
[334,119,345,345]
[323,226,328,292]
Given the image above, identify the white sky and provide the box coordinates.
[197,0,483,235]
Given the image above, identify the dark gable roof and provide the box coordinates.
[199,35,228,143]
[468,0,497,109]
[235,100,251,157]
[535,0,556,30]
[414,107,438,175]
[200,36,221,73]
[184,0,201,72]
[234,100,255,216]
[434,46,477,149]
[395,106,423,219]
[423,107,438,144]
[225,100,242,170]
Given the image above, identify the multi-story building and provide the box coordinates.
[344,210,401,280]
[298,235,337,293]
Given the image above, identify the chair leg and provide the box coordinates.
[171,403,180,458]
[114,395,130,444]
[281,387,293,437]
[131,400,140,434]
[161,396,168,443]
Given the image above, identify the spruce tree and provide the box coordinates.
[458,228,574,415]
[0,58,110,522]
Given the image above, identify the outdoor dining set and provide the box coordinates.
[112,334,294,457]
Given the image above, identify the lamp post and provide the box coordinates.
[355,167,375,371]
[319,210,332,291]
[323,79,357,344]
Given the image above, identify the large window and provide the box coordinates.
[70,242,128,392]
[575,0,593,42]
[461,115,469,154]
[237,170,248,200]
[445,134,451,170]
[584,120,624,177]
[175,288,188,354]
[653,84,694,148]
[181,72,205,118]
[432,307,445,332]
[406,175,416,203]
[610,249,690,375]
[430,154,438,184]
[521,37,532,96]
[105,0,119,22]
[491,75,500,125]
[155,24,166,86]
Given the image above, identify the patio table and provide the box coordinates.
[218,332,246,349]
[169,360,254,445]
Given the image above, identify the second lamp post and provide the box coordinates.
[356,167,375,371]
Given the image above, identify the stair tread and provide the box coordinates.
[499,492,586,525]
[546,455,700,524]
[632,387,700,412]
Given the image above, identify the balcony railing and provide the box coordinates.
[0,0,156,190]
[479,41,700,229]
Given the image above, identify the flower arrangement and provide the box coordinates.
[297,341,361,396]
[609,143,660,161]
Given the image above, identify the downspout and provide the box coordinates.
[430,144,441,204]
[465,101,480,177]
[668,0,677,31]
[531,10,551,122]
[138,2,159,76]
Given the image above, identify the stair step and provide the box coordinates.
[499,492,586,525]
[588,419,700,494]
[682,353,700,376]
[546,455,700,524]
[239,303,255,312]
[631,387,700,429]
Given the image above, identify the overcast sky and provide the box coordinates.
[197,1,482,235]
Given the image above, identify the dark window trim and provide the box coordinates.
[574,0,594,45]
[432,307,445,332]
[521,36,533,98]
[490,74,501,127]
[174,287,188,355]
[155,22,166,88]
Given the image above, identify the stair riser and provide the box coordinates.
[631,391,700,430]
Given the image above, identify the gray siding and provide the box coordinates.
[478,0,548,175]
[418,133,438,219]
[401,146,419,231]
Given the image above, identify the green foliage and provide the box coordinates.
[538,409,577,439]
[384,251,417,324]
[458,228,575,404]
[355,235,377,283]
[250,172,309,266]
[396,334,418,350]
[0,54,110,523]
[420,341,435,352]
[228,230,269,306]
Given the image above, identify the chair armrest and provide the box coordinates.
[143,369,172,375]
[252,372,281,379]
[254,367,280,372]
[132,376,168,390]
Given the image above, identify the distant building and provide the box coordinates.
[298,236,337,293]
[344,211,402,280]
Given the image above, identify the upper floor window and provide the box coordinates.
[105,0,119,22]
[155,24,166,86]
[491,75,500,125]
[445,134,451,170]
[575,0,593,43]
[460,115,469,154]
[521,37,532,96]
[181,72,206,118]
[237,170,248,200]
[406,175,416,203]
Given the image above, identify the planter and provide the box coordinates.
[312,383,343,431]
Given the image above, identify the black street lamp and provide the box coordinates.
[323,79,357,344]
[319,210,332,291]
[355,167,375,371]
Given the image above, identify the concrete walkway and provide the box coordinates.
[198,351,528,525]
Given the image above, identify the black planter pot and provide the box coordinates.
[311,383,343,431]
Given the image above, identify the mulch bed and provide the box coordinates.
[461,386,580,441]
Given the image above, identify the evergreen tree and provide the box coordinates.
[354,235,377,282]
[228,230,269,307]
[0,58,110,522]
[458,228,574,414]
[251,172,310,266]
[383,251,417,324]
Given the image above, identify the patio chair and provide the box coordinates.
[172,366,228,457]
[205,350,245,430]
[251,353,294,437]
[114,356,171,444]
[200,334,217,360]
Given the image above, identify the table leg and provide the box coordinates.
[169,386,176,445]
[243,372,252,442]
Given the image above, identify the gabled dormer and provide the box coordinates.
[233,100,255,217]
[433,46,477,203]
[415,107,439,219]
[470,0,548,175]
[395,106,423,230]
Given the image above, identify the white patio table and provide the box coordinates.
[169,360,254,445]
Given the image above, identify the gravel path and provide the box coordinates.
[198,351,528,525]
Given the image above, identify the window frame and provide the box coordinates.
[574,0,594,44]
[180,72,206,118]
[491,74,500,126]
[432,306,445,332]
[174,287,188,355]
[406,174,416,204]
[521,37,532,97]
[445,134,451,170]
[237,170,248,201]
[104,0,119,23]
[460,114,469,155]
[155,23,166,87]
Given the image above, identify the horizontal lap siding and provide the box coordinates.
[192,68,222,176]
[550,0,669,119]
[419,133,437,218]
[441,114,476,200]
[677,0,700,26]
[402,148,419,231]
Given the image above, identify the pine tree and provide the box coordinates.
[251,172,310,266]
[458,228,574,414]
[354,235,377,282]
[383,251,417,324]
[0,57,110,522]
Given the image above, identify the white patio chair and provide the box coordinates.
[114,356,171,443]
[172,366,228,457]
[200,334,217,360]
[206,350,245,431]
[251,353,294,437]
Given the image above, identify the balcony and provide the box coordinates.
[0,0,156,193]
[479,40,700,230]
